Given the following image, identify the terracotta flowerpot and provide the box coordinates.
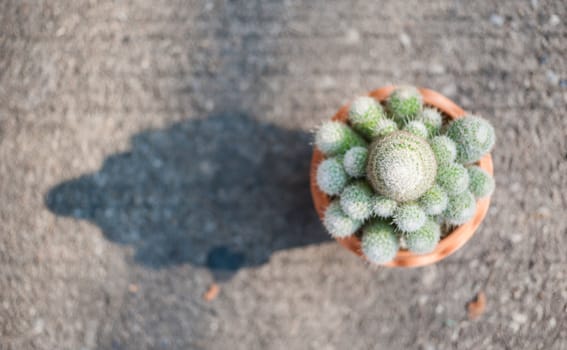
[310,86,493,267]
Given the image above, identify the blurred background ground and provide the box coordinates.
[0,0,566,349]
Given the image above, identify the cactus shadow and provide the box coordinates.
[45,113,329,279]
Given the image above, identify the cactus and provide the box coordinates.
[404,219,441,254]
[315,121,366,156]
[418,108,443,135]
[343,146,368,178]
[467,166,495,198]
[403,120,429,139]
[374,118,399,138]
[446,115,495,164]
[419,184,448,216]
[372,195,398,218]
[323,200,362,238]
[316,157,348,195]
[386,86,423,124]
[436,162,469,195]
[393,202,427,233]
[429,135,457,165]
[361,220,399,264]
[367,131,437,202]
[444,191,477,225]
[314,86,496,259]
[340,181,373,221]
[348,96,387,139]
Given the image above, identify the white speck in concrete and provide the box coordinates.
[546,70,559,85]
[399,33,411,48]
[512,312,528,324]
[33,318,44,334]
[345,28,360,44]
[490,14,504,27]
[429,63,446,75]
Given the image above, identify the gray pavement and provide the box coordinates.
[1,1,566,349]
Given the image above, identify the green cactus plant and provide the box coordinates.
[340,181,374,221]
[361,220,399,264]
[343,146,368,178]
[418,108,443,135]
[429,135,457,165]
[444,191,477,225]
[418,184,448,216]
[393,202,427,232]
[313,86,496,264]
[467,166,495,198]
[436,162,469,195]
[403,120,429,139]
[403,219,441,254]
[316,157,348,195]
[348,96,387,139]
[367,131,437,202]
[373,118,399,138]
[315,121,366,156]
[386,86,423,124]
[446,115,495,164]
[323,200,362,238]
[372,195,398,218]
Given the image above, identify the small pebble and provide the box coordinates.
[444,319,456,328]
[203,283,220,301]
[549,14,560,26]
[546,70,559,85]
[512,312,528,324]
[429,63,446,75]
[490,14,504,26]
[128,284,139,293]
[399,33,411,48]
[345,28,360,44]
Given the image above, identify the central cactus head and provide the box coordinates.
[366,131,437,202]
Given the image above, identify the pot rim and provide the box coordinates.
[309,86,493,268]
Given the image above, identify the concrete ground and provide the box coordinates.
[1,0,566,349]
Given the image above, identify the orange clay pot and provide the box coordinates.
[310,86,493,268]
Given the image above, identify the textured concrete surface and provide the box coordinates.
[1,0,566,349]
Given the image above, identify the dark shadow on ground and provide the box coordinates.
[45,113,329,279]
